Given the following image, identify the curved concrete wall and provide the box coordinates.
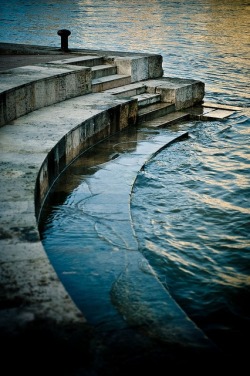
[35,99,137,219]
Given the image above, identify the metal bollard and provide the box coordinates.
[57,29,71,52]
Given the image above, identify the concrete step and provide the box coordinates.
[131,93,161,108]
[185,105,236,121]
[105,82,147,97]
[141,111,190,128]
[51,56,132,93]
[202,101,243,111]
[49,55,105,67]
[200,109,236,120]
[52,57,131,92]
[92,74,131,92]
[91,64,117,79]
[138,102,175,123]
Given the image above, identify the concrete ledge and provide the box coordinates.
[107,55,163,82]
[0,64,92,127]
[145,77,205,109]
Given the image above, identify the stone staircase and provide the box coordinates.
[105,81,191,128]
[46,55,204,127]
[48,55,130,93]
[0,51,238,128]
[104,76,239,127]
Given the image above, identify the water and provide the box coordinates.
[131,117,250,356]
[1,0,249,106]
[2,0,250,363]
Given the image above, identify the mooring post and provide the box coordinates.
[57,29,71,52]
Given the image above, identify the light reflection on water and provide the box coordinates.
[131,114,250,355]
[1,0,249,105]
[2,0,250,362]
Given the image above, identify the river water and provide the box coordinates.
[2,0,249,365]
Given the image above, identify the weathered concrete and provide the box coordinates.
[0,43,239,374]
[0,45,163,127]
[35,94,138,217]
[144,77,205,110]
[107,55,163,82]
[0,64,92,126]
[49,54,163,83]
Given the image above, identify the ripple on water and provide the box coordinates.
[131,111,250,357]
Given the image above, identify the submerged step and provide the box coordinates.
[202,101,243,111]
[186,105,237,120]
[141,111,190,128]
[201,108,236,120]
[138,102,175,123]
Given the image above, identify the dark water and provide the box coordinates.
[2,0,249,362]
[131,116,250,356]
